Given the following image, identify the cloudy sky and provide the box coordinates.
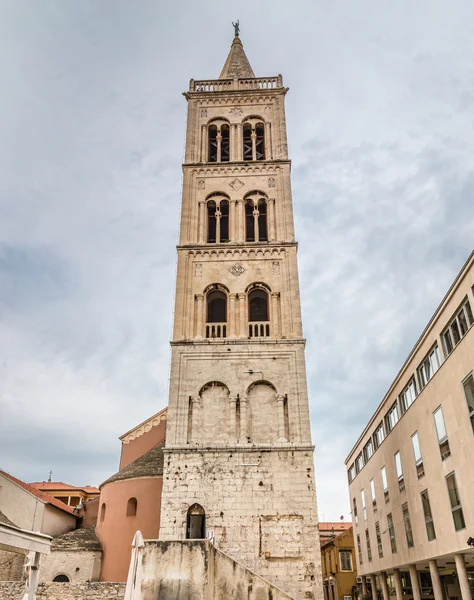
[1,1,473,521]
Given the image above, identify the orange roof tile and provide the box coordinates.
[29,481,99,494]
[0,470,78,516]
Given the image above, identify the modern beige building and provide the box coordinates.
[159,28,323,600]
[345,251,474,600]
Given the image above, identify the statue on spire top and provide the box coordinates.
[232,20,240,37]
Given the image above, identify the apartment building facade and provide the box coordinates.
[346,251,474,600]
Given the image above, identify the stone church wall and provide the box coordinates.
[160,448,322,599]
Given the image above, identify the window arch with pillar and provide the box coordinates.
[206,193,230,243]
[207,119,230,163]
[244,191,268,243]
[242,116,266,161]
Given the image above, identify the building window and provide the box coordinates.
[402,503,414,548]
[375,522,383,558]
[361,489,367,521]
[245,197,268,242]
[443,297,473,356]
[339,550,353,571]
[208,122,230,163]
[356,534,363,565]
[206,287,227,338]
[463,373,474,433]
[381,466,389,502]
[418,345,440,389]
[365,528,372,562]
[100,503,106,522]
[248,285,270,338]
[385,402,399,433]
[348,463,356,483]
[370,479,376,506]
[186,503,206,539]
[411,432,424,479]
[387,513,397,553]
[243,121,265,161]
[400,378,417,414]
[352,497,358,525]
[421,490,436,541]
[355,452,364,473]
[446,473,466,531]
[394,451,404,491]
[126,497,137,517]
[373,422,385,449]
[363,439,374,463]
[207,198,230,243]
[53,574,70,583]
[433,406,450,460]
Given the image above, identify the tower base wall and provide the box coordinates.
[160,447,323,600]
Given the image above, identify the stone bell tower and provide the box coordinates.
[160,27,323,600]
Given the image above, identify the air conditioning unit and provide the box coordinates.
[441,450,451,460]
[356,577,363,584]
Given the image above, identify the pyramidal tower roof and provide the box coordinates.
[219,33,255,79]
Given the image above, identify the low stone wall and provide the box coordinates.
[0,581,125,600]
[0,549,25,581]
[141,540,295,600]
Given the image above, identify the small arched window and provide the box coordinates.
[245,201,255,242]
[186,504,206,539]
[220,200,229,242]
[221,124,230,162]
[53,574,70,583]
[257,199,268,242]
[242,120,265,161]
[255,123,265,160]
[243,124,253,161]
[249,289,269,322]
[207,200,217,243]
[207,197,230,243]
[207,290,227,323]
[208,125,218,162]
[100,503,106,522]
[126,497,137,517]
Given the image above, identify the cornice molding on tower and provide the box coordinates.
[162,444,315,454]
[184,88,289,102]
[170,337,307,347]
[177,245,295,258]
[184,160,290,174]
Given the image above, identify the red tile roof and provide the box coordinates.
[29,481,99,494]
[0,470,78,516]
[319,521,352,532]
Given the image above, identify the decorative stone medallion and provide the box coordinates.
[229,178,244,191]
[201,109,208,117]
[268,177,276,188]
[229,263,245,277]
[272,261,280,275]
[198,179,205,190]
[229,107,243,117]
[194,264,202,277]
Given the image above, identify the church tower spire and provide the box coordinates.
[159,29,323,600]
[219,24,255,79]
